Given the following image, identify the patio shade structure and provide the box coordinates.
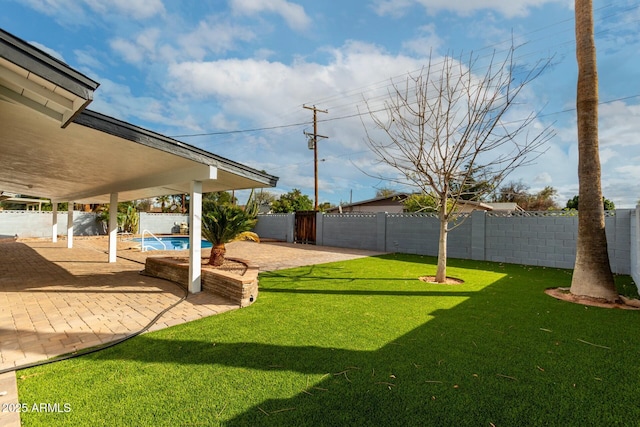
[0,28,278,293]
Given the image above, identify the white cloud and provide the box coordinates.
[614,164,640,180]
[166,41,427,132]
[110,38,145,64]
[109,28,162,64]
[373,0,565,18]
[74,49,103,70]
[371,0,415,18]
[84,0,165,20]
[21,0,164,21]
[81,29,640,208]
[109,19,256,66]
[599,147,617,165]
[178,19,257,59]
[165,40,599,204]
[599,101,640,147]
[163,41,442,200]
[209,113,239,133]
[401,24,444,55]
[89,78,200,131]
[20,0,87,21]
[230,0,311,31]
[28,41,65,61]
[540,99,640,208]
[533,172,552,184]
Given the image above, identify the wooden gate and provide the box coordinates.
[294,211,316,244]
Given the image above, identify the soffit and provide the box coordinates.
[0,100,277,204]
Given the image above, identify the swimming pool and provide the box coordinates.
[133,236,212,251]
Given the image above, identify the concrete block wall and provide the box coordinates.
[631,207,639,286]
[485,213,578,269]
[253,213,294,242]
[386,213,439,255]
[385,213,472,258]
[319,213,379,250]
[607,210,631,275]
[446,218,473,259]
[482,211,631,273]
[256,209,635,275]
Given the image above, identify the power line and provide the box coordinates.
[168,120,312,138]
[170,92,640,139]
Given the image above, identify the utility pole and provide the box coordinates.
[303,105,328,211]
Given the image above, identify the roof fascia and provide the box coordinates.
[0,29,99,99]
[338,192,411,209]
[74,109,279,188]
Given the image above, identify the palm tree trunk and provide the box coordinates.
[570,0,618,301]
[209,243,226,267]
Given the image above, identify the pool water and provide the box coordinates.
[133,236,212,251]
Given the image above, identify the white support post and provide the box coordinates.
[189,181,203,293]
[52,202,58,243]
[67,202,74,248]
[108,193,118,263]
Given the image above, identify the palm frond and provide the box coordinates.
[201,203,258,246]
[231,231,260,243]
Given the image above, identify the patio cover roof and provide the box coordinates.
[0,28,278,204]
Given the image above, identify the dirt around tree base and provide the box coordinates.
[545,287,640,310]
[419,276,465,285]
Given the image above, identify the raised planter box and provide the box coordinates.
[144,257,259,307]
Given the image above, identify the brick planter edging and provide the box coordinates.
[144,257,259,307]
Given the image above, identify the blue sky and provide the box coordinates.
[2,0,640,208]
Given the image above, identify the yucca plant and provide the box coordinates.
[201,196,259,267]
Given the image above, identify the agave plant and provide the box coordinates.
[201,197,259,267]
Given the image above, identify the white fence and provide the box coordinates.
[0,211,188,238]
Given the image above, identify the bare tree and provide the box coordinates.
[570,0,618,301]
[375,187,398,198]
[362,47,554,282]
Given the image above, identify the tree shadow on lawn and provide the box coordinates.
[77,257,640,426]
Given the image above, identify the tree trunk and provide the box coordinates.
[570,0,618,301]
[435,206,448,283]
[208,243,226,267]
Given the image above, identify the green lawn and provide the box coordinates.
[17,254,640,426]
